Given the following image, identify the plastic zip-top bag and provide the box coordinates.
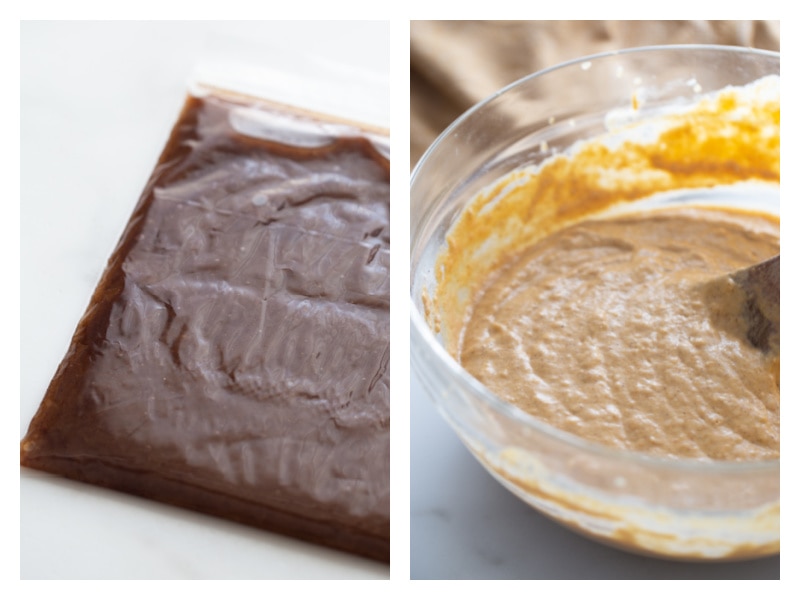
[21,31,390,565]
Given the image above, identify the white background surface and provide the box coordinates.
[20,20,389,580]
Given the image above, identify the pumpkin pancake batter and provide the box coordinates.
[458,205,779,461]
[430,76,780,464]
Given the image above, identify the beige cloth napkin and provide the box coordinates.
[411,20,780,166]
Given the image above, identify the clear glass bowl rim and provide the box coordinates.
[410,43,780,476]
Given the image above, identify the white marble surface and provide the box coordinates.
[20,20,388,580]
[410,372,780,579]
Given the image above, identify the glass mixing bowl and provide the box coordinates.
[410,45,779,561]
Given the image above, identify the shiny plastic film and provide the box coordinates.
[20,48,390,562]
